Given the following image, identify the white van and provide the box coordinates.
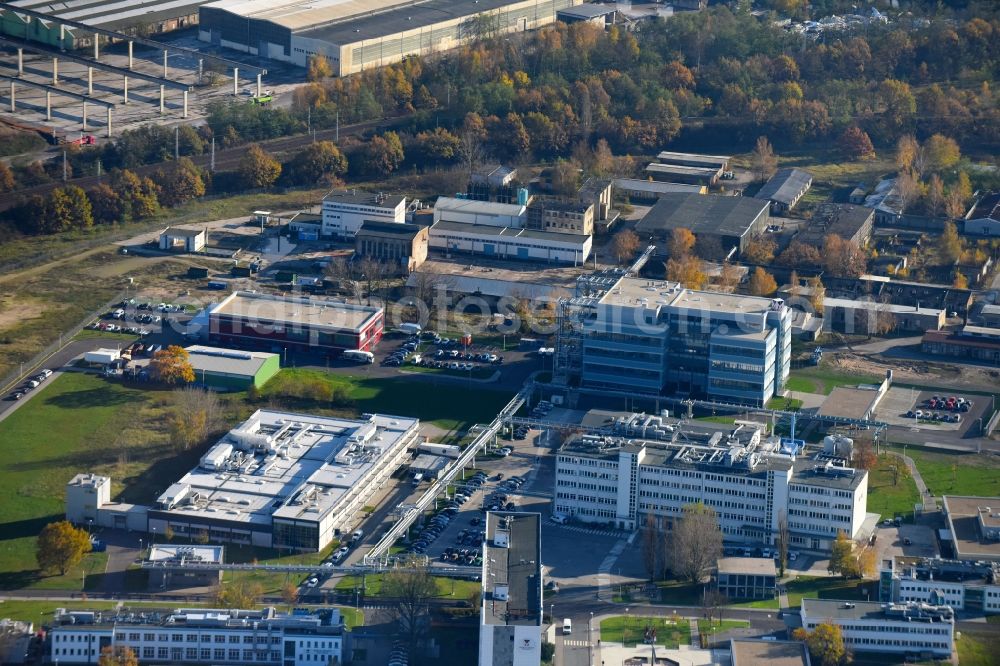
[342,349,374,364]
[563,618,572,635]
[399,323,422,335]
[351,529,364,544]
[550,513,569,525]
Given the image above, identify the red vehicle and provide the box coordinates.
[64,134,96,146]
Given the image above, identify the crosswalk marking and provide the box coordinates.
[563,639,591,648]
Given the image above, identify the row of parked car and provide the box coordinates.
[906,409,962,423]
[531,400,553,419]
[924,395,972,412]
[7,368,53,400]
[88,321,150,336]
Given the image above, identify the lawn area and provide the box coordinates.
[786,364,881,395]
[0,372,190,590]
[767,397,803,410]
[728,596,780,610]
[694,415,738,425]
[619,580,704,605]
[71,328,139,341]
[401,365,497,380]
[258,368,512,434]
[220,543,338,595]
[697,619,749,636]
[334,572,480,600]
[600,615,691,648]
[866,454,921,522]
[784,576,876,609]
[892,447,1000,498]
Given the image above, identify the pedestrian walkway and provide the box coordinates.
[887,450,934,507]
[596,532,637,600]
[689,618,700,648]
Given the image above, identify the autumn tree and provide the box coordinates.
[592,138,614,177]
[157,157,206,207]
[895,134,920,174]
[215,578,263,609]
[741,235,777,265]
[111,169,159,220]
[751,136,778,183]
[239,144,282,189]
[88,183,125,224]
[809,276,826,315]
[363,132,405,177]
[282,581,299,609]
[668,227,697,258]
[851,437,877,470]
[168,386,224,451]
[0,160,14,192]
[286,140,348,185]
[952,270,969,289]
[938,221,963,265]
[383,559,438,657]
[828,531,859,578]
[793,623,847,666]
[923,133,961,172]
[838,126,875,160]
[666,254,708,289]
[98,646,138,666]
[822,234,867,278]
[413,127,461,164]
[895,169,918,214]
[669,503,723,583]
[641,513,666,580]
[611,229,641,264]
[36,520,91,576]
[926,174,945,217]
[747,267,778,296]
[718,261,740,291]
[306,54,333,81]
[777,240,822,269]
[150,346,195,385]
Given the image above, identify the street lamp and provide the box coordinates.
[625,607,629,647]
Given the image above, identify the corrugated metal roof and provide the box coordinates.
[754,168,812,206]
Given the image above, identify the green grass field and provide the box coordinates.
[784,576,877,609]
[892,447,1000,498]
[600,615,691,647]
[333,572,480,600]
[866,455,921,522]
[0,372,177,589]
[258,368,512,433]
[767,397,803,410]
[697,619,749,636]
[786,365,881,395]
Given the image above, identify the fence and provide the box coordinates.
[0,289,126,397]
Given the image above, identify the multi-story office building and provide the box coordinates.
[321,190,406,237]
[879,556,1000,613]
[554,414,870,549]
[800,600,954,659]
[479,512,543,666]
[561,277,791,404]
[69,410,420,552]
[526,200,595,236]
[208,291,384,354]
[48,606,345,665]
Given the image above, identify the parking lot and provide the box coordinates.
[874,521,939,563]
[879,388,988,434]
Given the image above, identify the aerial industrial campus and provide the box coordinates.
[0,0,998,665]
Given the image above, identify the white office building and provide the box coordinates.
[880,556,1000,613]
[429,220,592,264]
[559,277,792,404]
[321,190,406,237]
[480,512,543,666]
[800,599,954,659]
[48,606,344,665]
[434,197,527,228]
[66,473,111,526]
[554,414,871,550]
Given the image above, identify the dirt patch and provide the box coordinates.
[830,351,999,392]
[0,294,57,333]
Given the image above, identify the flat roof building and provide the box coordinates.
[208,291,384,354]
[716,557,777,599]
[800,599,954,659]
[355,220,429,273]
[797,203,875,248]
[159,226,207,253]
[817,385,885,421]
[184,345,280,391]
[429,220,592,264]
[635,194,770,258]
[321,190,406,238]
[48,606,345,666]
[656,151,731,171]
[479,512,542,666]
[643,162,721,186]
[754,168,813,214]
[922,327,1000,364]
[66,473,111,526]
[554,414,870,548]
[199,0,580,74]
[613,178,707,203]
[730,639,811,666]
[879,555,1000,614]
[942,496,1000,562]
[434,197,527,229]
[147,410,420,551]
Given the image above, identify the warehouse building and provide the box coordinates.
[643,162,721,186]
[1,0,210,47]
[184,345,280,391]
[797,203,875,248]
[207,291,384,354]
[526,199,594,235]
[479,512,542,666]
[199,0,581,75]
[754,168,812,214]
[321,190,406,238]
[635,194,770,259]
[554,417,871,549]
[922,326,1000,364]
[434,197,527,228]
[429,220,592,264]
[799,599,954,659]
[48,606,346,666]
[613,178,706,203]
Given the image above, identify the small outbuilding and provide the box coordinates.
[754,168,813,214]
[84,348,121,366]
[159,226,207,253]
[185,345,280,391]
[716,557,777,599]
[146,545,224,589]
